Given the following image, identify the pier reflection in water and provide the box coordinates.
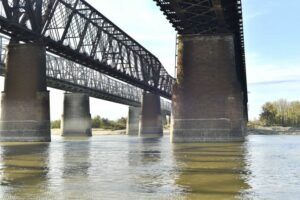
[172,142,248,199]
[1,135,299,199]
[0,143,51,199]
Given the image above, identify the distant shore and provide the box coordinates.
[51,128,126,135]
[248,126,300,135]
[52,127,300,136]
[51,129,170,135]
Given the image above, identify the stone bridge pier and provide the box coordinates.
[0,42,50,142]
[139,92,163,138]
[126,102,171,136]
[126,106,141,136]
[61,93,92,137]
[162,111,171,127]
[171,34,246,142]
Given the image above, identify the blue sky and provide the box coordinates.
[243,0,300,119]
[0,0,299,120]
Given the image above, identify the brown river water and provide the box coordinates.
[0,135,300,199]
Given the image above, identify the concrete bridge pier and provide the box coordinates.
[61,93,92,137]
[0,42,51,142]
[162,112,171,127]
[171,34,246,143]
[139,92,163,138]
[126,106,141,136]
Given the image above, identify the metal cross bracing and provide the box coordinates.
[0,0,175,99]
[0,36,172,112]
[46,56,143,106]
[153,0,248,118]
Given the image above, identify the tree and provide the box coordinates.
[92,115,102,128]
[260,102,277,126]
[113,117,127,130]
[51,120,61,129]
[274,99,289,126]
[259,99,300,127]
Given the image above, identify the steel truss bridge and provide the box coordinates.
[0,36,171,112]
[154,0,248,116]
[0,0,174,99]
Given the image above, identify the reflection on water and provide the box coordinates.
[0,135,300,199]
[0,143,50,199]
[173,143,249,200]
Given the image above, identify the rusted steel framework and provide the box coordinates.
[0,36,171,111]
[46,56,143,106]
[154,0,248,116]
[0,0,174,99]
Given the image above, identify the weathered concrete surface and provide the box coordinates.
[126,106,141,136]
[61,93,92,137]
[139,92,163,138]
[0,43,50,142]
[171,34,246,143]
[162,112,171,127]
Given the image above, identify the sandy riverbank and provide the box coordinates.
[51,129,171,135]
[248,126,300,135]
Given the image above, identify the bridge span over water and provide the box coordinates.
[0,35,171,111]
[0,0,247,143]
[0,35,171,138]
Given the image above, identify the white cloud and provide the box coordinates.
[246,53,300,84]
[243,11,268,22]
[246,51,300,119]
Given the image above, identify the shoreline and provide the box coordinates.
[51,129,171,136]
[52,128,300,136]
[248,126,300,135]
[51,128,126,135]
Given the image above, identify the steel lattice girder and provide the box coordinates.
[153,0,248,116]
[0,36,171,112]
[0,0,175,99]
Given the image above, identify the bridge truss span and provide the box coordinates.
[0,0,174,99]
[0,36,172,112]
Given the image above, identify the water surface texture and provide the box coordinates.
[0,135,299,199]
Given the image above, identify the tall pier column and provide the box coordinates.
[171,34,246,143]
[61,93,92,136]
[162,112,171,127]
[0,43,50,142]
[126,106,141,136]
[139,92,163,137]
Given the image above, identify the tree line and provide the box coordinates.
[259,99,300,127]
[91,115,127,130]
[51,116,127,130]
